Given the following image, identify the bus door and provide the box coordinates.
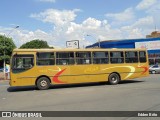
[11,54,35,86]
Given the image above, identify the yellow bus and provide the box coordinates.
[10,48,149,90]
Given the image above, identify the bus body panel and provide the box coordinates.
[10,48,149,87]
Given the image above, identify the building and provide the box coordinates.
[146,31,160,38]
[86,37,160,65]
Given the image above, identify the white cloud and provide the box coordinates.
[66,22,81,34]
[30,8,113,47]
[82,17,102,29]
[0,27,54,47]
[1,3,160,49]
[30,9,81,26]
[0,15,155,48]
[120,16,154,39]
[106,8,135,22]
[136,0,157,10]
[146,1,160,27]
[120,26,144,39]
[37,0,56,3]
[17,29,54,47]
[132,16,154,28]
[1,16,155,48]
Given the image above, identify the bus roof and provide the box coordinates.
[13,48,147,52]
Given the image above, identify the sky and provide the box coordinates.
[0,0,160,48]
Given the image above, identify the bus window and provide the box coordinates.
[125,51,138,63]
[139,51,146,63]
[37,52,55,66]
[110,51,124,64]
[76,52,91,64]
[12,55,34,70]
[56,52,74,65]
[93,52,108,64]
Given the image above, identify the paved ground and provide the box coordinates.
[0,75,160,120]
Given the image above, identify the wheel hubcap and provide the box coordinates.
[111,77,117,83]
[40,80,47,87]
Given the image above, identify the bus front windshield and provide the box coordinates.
[12,54,34,70]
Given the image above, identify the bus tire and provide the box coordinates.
[108,73,120,85]
[36,77,50,90]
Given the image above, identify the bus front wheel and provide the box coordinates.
[108,73,120,85]
[36,77,50,90]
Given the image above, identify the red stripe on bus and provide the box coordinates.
[53,69,66,83]
[138,66,148,74]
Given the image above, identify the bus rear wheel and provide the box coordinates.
[108,73,120,85]
[36,77,50,90]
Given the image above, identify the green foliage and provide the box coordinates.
[0,35,16,61]
[20,39,53,49]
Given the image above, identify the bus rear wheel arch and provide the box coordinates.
[108,73,120,85]
[36,76,51,90]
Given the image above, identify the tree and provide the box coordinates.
[20,39,53,49]
[0,35,16,64]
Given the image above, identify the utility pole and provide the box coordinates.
[86,34,101,48]
[3,25,19,79]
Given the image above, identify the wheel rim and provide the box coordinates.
[40,80,47,87]
[111,76,117,83]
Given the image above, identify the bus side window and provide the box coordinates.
[110,51,124,64]
[139,51,146,63]
[37,52,55,66]
[93,52,108,64]
[125,51,138,63]
[56,52,75,65]
[76,52,91,64]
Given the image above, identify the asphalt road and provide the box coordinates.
[0,75,160,120]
